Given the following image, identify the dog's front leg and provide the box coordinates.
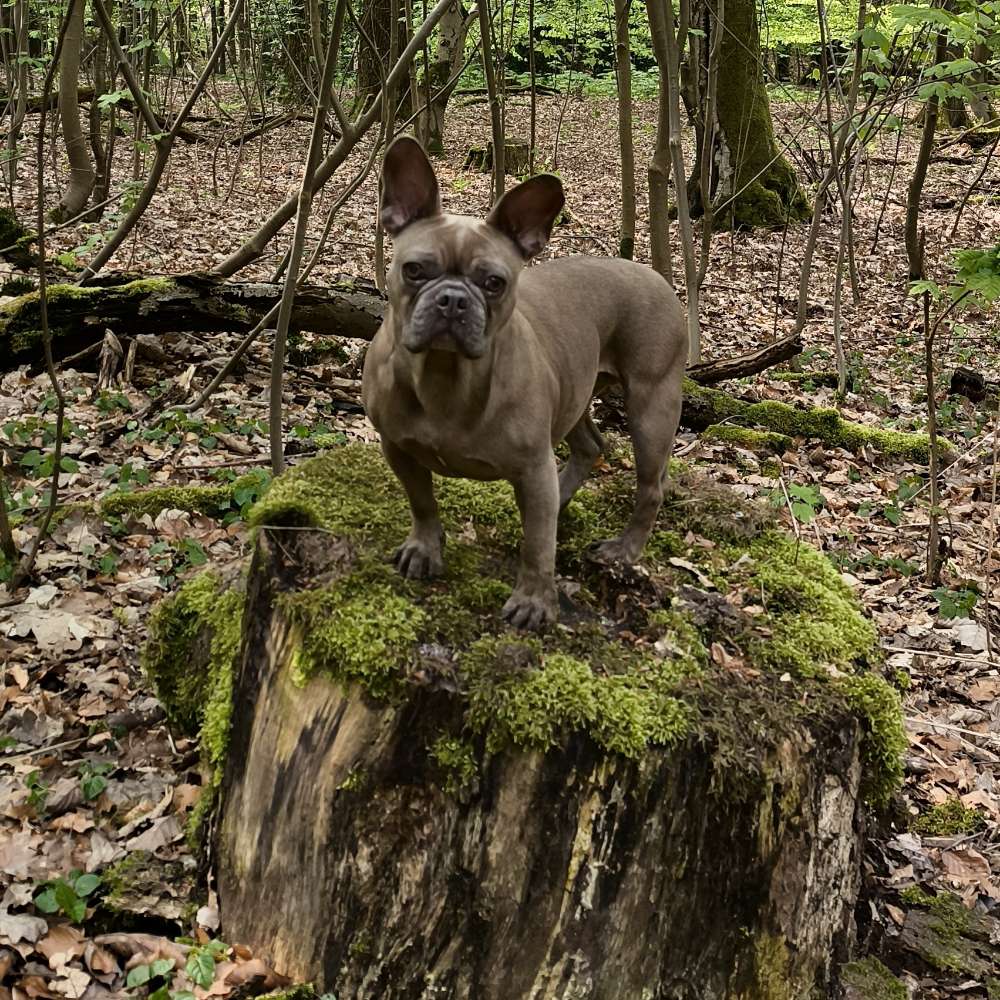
[382,439,445,579]
[503,455,560,630]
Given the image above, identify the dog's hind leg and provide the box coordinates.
[558,411,605,511]
[590,376,681,564]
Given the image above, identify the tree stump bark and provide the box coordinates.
[179,444,907,999]
[465,140,531,176]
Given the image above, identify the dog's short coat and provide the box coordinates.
[361,136,688,629]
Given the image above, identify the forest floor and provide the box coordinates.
[1,85,999,999]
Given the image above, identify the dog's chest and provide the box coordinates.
[396,419,505,480]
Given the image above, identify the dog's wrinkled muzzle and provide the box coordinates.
[403,278,489,358]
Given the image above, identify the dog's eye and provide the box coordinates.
[402,262,426,282]
[483,275,506,295]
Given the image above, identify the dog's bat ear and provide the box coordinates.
[486,174,565,259]
[380,135,441,236]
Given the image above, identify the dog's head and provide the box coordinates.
[379,135,564,360]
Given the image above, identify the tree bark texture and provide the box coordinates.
[0,273,385,364]
[421,1,471,153]
[697,0,809,228]
[356,0,393,110]
[207,446,886,999]
[52,0,96,222]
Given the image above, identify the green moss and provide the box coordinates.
[839,674,906,806]
[463,638,695,757]
[0,206,35,267]
[141,570,243,844]
[734,933,798,1000]
[310,432,346,450]
[243,443,902,800]
[1,277,175,356]
[337,768,369,792]
[899,888,974,972]
[770,370,841,389]
[683,379,949,460]
[429,736,478,794]
[280,579,426,698]
[737,533,878,674]
[913,798,987,836]
[100,470,268,521]
[703,423,793,454]
[840,958,906,1000]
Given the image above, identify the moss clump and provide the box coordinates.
[142,570,243,842]
[0,206,35,268]
[245,443,903,800]
[840,957,906,1000]
[463,638,695,758]
[683,379,949,460]
[429,736,478,794]
[739,533,879,676]
[839,674,906,806]
[913,798,987,836]
[770,370,841,390]
[281,579,427,698]
[101,470,268,521]
[899,888,977,973]
[703,423,792,454]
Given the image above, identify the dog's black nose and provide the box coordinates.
[435,287,469,317]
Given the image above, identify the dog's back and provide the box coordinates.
[515,256,688,387]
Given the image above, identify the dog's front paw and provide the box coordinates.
[587,536,640,566]
[393,538,444,579]
[501,589,557,631]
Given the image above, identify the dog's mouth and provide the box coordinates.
[403,327,487,359]
[402,279,490,359]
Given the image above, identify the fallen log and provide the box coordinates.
[1,272,798,381]
[0,87,203,142]
[2,273,941,459]
[686,331,802,384]
[0,272,385,364]
[143,443,905,998]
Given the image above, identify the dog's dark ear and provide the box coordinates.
[380,136,441,235]
[486,174,564,259]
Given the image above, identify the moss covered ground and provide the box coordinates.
[145,442,905,807]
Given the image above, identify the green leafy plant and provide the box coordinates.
[79,761,113,801]
[787,483,825,524]
[34,872,101,923]
[185,939,229,988]
[932,586,979,620]
[25,770,48,812]
[126,958,176,989]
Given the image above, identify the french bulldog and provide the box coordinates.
[361,136,688,630]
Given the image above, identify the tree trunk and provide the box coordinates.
[420,1,471,154]
[51,0,96,222]
[614,0,635,259]
[356,0,393,111]
[690,0,808,228]
[2,0,30,191]
[190,444,906,997]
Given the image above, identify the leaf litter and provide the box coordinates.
[0,84,999,998]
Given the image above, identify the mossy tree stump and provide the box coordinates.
[147,444,905,998]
